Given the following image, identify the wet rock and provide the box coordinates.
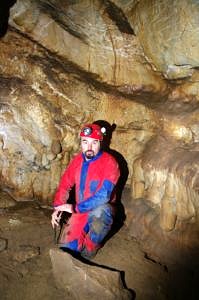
[50,248,132,300]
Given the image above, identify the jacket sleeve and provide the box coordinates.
[53,158,77,207]
[76,158,120,213]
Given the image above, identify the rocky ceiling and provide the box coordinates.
[0,0,199,264]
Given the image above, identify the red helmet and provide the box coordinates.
[80,124,104,141]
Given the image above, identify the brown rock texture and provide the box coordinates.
[131,0,199,79]
[9,0,167,92]
[0,28,159,202]
[50,248,132,300]
[0,0,198,265]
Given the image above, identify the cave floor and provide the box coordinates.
[0,193,196,300]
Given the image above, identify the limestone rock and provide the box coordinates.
[9,0,167,94]
[0,0,198,269]
[51,140,62,155]
[129,128,199,264]
[125,196,199,266]
[132,135,199,229]
[0,29,85,202]
[0,28,159,200]
[0,237,8,252]
[13,245,40,263]
[131,0,199,79]
[0,191,16,208]
[50,248,132,300]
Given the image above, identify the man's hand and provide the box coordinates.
[51,204,73,228]
[51,210,62,228]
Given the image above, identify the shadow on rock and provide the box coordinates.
[0,1,16,37]
[166,252,199,300]
[50,247,136,300]
[93,120,129,239]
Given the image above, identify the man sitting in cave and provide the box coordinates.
[51,123,120,260]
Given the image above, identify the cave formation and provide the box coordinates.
[0,1,199,299]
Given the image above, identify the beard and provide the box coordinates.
[85,150,95,159]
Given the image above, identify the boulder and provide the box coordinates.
[50,248,132,300]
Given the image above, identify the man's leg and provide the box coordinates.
[59,213,88,254]
[81,204,113,259]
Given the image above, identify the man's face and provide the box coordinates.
[81,136,101,160]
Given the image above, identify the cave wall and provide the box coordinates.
[0,0,199,264]
[0,28,158,201]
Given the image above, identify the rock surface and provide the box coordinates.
[50,248,132,300]
[131,0,199,79]
[0,0,198,272]
[9,0,167,92]
[0,194,198,300]
[13,245,40,263]
[0,28,159,201]
[0,192,16,208]
[0,237,7,252]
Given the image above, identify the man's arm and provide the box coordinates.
[51,157,78,228]
[53,158,77,207]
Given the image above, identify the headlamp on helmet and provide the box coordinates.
[82,126,93,136]
[80,124,106,141]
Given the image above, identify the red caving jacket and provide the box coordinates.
[53,150,120,213]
